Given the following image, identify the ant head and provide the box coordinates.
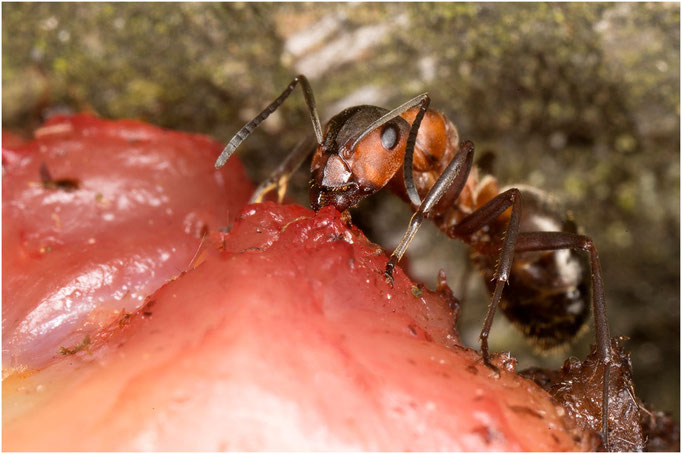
[216,76,428,212]
[310,105,411,212]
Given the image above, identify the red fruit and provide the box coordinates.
[2,130,26,145]
[2,114,252,370]
[3,202,595,451]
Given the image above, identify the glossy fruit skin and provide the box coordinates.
[3,202,594,451]
[2,114,253,369]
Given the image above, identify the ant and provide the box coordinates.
[215,75,617,449]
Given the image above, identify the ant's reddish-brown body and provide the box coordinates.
[215,75,616,448]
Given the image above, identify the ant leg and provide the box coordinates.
[384,140,475,282]
[249,134,316,204]
[514,231,612,449]
[448,188,523,371]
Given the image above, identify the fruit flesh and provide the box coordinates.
[2,114,252,369]
[3,201,593,451]
[3,116,600,450]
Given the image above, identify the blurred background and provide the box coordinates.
[3,3,679,420]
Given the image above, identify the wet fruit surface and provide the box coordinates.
[3,199,598,450]
[2,114,252,369]
[3,116,605,450]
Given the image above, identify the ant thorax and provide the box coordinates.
[424,165,501,241]
[446,171,500,228]
[388,110,501,232]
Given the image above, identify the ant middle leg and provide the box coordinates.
[447,188,523,372]
[384,140,476,282]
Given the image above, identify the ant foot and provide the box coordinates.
[384,261,396,287]
[384,269,394,287]
[482,355,501,377]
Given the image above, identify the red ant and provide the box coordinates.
[215,75,616,449]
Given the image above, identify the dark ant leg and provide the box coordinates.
[249,134,316,204]
[448,188,523,373]
[514,231,612,449]
[384,140,476,282]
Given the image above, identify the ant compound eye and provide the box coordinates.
[381,124,399,150]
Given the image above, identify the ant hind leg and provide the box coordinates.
[514,231,612,449]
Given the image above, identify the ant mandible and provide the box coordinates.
[215,75,615,449]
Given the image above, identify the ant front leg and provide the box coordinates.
[249,135,316,204]
[448,188,523,374]
[384,141,476,283]
[514,231,612,449]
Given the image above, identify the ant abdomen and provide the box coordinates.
[470,186,592,349]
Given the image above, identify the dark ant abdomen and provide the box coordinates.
[469,186,592,349]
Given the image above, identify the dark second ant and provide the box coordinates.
[215,75,618,449]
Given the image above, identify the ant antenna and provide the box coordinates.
[215,75,323,169]
[348,93,430,206]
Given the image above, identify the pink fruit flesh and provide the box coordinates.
[2,130,26,150]
[2,114,252,369]
[3,202,592,451]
